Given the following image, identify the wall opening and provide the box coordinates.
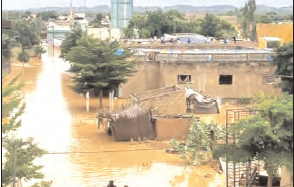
[178,75,192,84]
[219,75,233,85]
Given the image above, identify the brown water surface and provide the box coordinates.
[6,47,225,187]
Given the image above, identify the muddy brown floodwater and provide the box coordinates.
[6,47,226,187]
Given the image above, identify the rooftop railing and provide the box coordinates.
[153,52,273,62]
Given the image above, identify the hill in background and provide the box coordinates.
[4,5,293,14]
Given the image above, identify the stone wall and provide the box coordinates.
[155,118,192,141]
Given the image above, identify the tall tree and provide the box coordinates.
[145,9,174,37]
[65,35,137,109]
[272,42,293,94]
[2,76,52,186]
[200,13,222,38]
[213,94,293,187]
[13,18,41,74]
[240,0,257,40]
[2,76,25,134]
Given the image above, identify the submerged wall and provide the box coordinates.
[155,118,192,141]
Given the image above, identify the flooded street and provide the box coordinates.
[7,47,225,187]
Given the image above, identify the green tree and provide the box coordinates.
[122,27,135,39]
[2,76,25,134]
[34,45,47,59]
[14,18,40,48]
[13,18,42,73]
[17,51,30,75]
[145,9,174,37]
[2,77,52,187]
[240,0,257,40]
[65,36,137,108]
[37,11,58,21]
[213,94,293,187]
[89,13,104,28]
[272,42,293,94]
[170,118,226,165]
[2,137,48,186]
[60,22,83,59]
[2,34,15,61]
[200,13,236,38]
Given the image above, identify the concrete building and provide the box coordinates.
[87,28,121,41]
[120,49,281,99]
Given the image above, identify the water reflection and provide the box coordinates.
[7,47,225,187]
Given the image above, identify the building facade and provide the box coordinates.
[120,53,281,99]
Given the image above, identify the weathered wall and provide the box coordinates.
[155,118,192,141]
[112,112,156,141]
[120,61,161,98]
[120,59,281,100]
[159,61,281,98]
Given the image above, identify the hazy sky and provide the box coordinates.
[2,0,293,10]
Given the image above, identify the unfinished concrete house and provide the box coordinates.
[119,48,281,100]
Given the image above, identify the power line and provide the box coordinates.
[45,148,166,155]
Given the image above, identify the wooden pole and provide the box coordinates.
[99,89,103,109]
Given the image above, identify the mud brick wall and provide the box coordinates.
[155,118,192,141]
[139,90,187,115]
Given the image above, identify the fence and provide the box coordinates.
[156,53,272,62]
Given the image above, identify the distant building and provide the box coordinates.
[111,0,133,29]
[120,49,281,99]
[46,23,71,46]
[73,13,88,31]
[87,28,121,41]
[256,23,293,49]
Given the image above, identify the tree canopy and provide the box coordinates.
[2,76,52,186]
[124,9,236,39]
[89,13,104,28]
[240,0,257,40]
[65,35,137,95]
[213,94,293,185]
[272,42,293,94]
[200,13,237,38]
